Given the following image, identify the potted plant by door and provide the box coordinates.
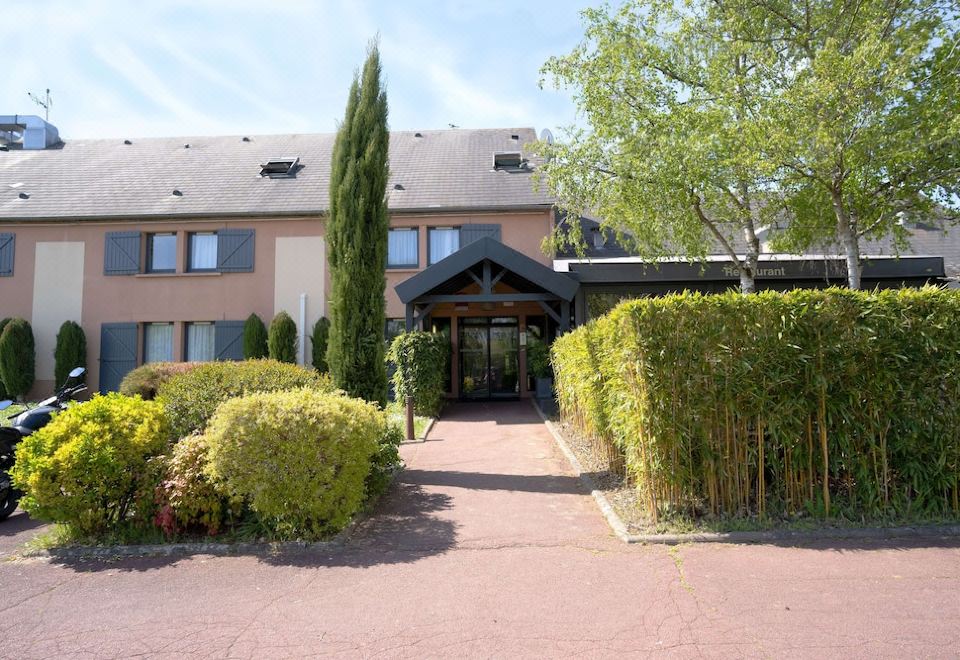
[526,335,553,400]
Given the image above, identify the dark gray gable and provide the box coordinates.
[0,233,13,277]
[214,321,245,360]
[99,322,139,392]
[460,224,501,246]
[104,231,141,275]
[217,229,255,272]
[395,236,579,303]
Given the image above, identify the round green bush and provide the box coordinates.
[268,311,298,363]
[53,321,86,389]
[243,313,268,359]
[311,317,330,373]
[386,331,448,417]
[154,433,238,537]
[11,393,170,535]
[203,389,383,538]
[0,318,35,399]
[120,362,202,400]
[157,359,335,439]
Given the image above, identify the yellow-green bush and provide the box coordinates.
[11,394,170,535]
[552,287,960,524]
[157,359,336,439]
[154,433,239,536]
[203,389,383,538]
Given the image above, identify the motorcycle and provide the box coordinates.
[0,367,86,521]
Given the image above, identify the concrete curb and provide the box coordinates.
[531,399,960,545]
[420,416,437,440]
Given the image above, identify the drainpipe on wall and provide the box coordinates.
[298,293,307,366]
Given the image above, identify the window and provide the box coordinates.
[387,228,418,268]
[147,233,177,272]
[186,322,215,361]
[493,151,524,170]
[144,323,174,363]
[189,232,218,271]
[429,227,460,264]
[259,157,300,178]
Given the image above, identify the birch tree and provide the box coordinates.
[539,0,783,293]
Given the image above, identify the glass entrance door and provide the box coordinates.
[459,317,519,400]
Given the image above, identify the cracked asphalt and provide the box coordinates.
[1,401,958,658]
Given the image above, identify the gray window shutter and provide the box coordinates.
[217,229,255,272]
[0,233,14,277]
[99,323,139,393]
[214,321,245,360]
[459,224,501,246]
[104,231,141,275]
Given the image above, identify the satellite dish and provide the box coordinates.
[539,128,554,144]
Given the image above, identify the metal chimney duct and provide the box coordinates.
[0,115,60,149]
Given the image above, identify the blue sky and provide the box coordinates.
[0,0,589,140]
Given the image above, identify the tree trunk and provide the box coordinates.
[739,183,760,294]
[831,189,862,289]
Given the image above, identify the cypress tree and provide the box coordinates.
[0,318,9,399]
[268,311,298,364]
[0,318,35,399]
[243,313,269,359]
[326,41,389,405]
[54,320,86,387]
[311,317,330,373]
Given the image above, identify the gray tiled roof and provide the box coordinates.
[0,127,553,221]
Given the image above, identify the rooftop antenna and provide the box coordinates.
[27,88,52,122]
[448,123,459,129]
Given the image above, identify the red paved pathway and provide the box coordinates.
[0,401,958,657]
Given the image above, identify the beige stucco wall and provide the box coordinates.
[0,207,554,396]
[31,241,85,382]
[274,236,326,365]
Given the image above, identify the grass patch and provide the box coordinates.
[385,402,432,439]
[1,403,29,427]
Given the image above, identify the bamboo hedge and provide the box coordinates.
[552,287,960,524]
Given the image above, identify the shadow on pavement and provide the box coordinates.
[759,533,960,553]
[404,469,586,495]
[0,510,45,537]
[42,480,458,573]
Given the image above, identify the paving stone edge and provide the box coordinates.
[531,398,960,545]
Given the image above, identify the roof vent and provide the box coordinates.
[171,189,183,197]
[510,133,520,141]
[123,139,132,145]
[393,183,405,190]
[259,156,300,178]
[414,132,423,138]
[0,145,7,152]
[242,136,251,142]
[184,143,191,149]
[493,151,526,171]
[18,191,29,199]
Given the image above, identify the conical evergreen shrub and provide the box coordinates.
[311,317,330,373]
[54,320,86,387]
[243,313,268,359]
[0,318,35,399]
[268,312,297,364]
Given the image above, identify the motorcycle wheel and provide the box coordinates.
[0,487,19,521]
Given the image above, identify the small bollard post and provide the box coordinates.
[405,395,415,441]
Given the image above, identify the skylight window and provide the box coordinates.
[493,151,525,171]
[259,156,300,178]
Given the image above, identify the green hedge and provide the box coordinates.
[386,331,447,417]
[203,388,383,538]
[552,287,960,524]
[11,393,170,535]
[157,360,335,439]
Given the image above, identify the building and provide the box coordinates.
[0,115,948,400]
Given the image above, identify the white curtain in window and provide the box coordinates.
[190,234,218,270]
[144,323,173,363]
[388,230,418,266]
[430,228,459,264]
[186,323,215,361]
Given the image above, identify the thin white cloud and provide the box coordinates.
[91,41,220,132]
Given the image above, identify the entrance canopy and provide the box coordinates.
[395,236,579,331]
